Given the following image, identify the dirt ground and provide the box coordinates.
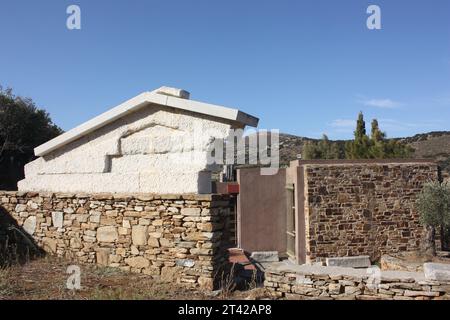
[0,256,271,300]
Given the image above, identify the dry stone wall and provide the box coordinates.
[265,263,450,300]
[0,191,234,289]
[303,163,438,262]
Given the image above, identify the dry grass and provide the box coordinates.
[0,256,208,300]
[0,256,272,300]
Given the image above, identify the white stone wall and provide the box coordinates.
[18,104,236,194]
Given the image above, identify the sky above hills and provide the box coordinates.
[1,0,449,139]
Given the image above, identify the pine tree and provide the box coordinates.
[345,112,413,159]
[370,119,386,158]
[345,112,372,159]
[371,119,385,142]
[355,112,366,139]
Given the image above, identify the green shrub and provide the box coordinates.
[416,181,450,255]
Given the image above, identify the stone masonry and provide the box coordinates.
[0,191,234,289]
[265,262,450,300]
[303,162,438,263]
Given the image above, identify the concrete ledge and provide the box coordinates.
[0,191,229,201]
[326,256,371,268]
[424,263,450,281]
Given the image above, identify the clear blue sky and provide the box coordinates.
[1,0,449,139]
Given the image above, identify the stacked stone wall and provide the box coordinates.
[265,263,450,300]
[0,191,233,289]
[303,163,438,262]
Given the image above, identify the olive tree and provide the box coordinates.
[416,181,450,256]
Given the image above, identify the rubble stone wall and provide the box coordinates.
[303,162,438,262]
[0,191,234,289]
[265,263,450,300]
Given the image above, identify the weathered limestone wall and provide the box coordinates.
[303,162,438,262]
[264,263,450,300]
[0,191,234,289]
[18,105,236,194]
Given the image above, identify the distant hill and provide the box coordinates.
[398,131,450,178]
[238,131,450,179]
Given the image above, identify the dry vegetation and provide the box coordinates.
[0,256,270,300]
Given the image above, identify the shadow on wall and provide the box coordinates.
[0,206,45,267]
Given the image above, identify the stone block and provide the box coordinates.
[97,226,118,243]
[15,204,27,212]
[96,248,110,266]
[180,208,201,216]
[326,256,371,268]
[161,266,181,282]
[296,276,314,285]
[42,237,57,253]
[23,216,36,235]
[70,236,82,249]
[52,211,64,228]
[328,283,344,295]
[125,256,150,269]
[122,219,131,229]
[250,251,279,263]
[148,237,160,248]
[90,213,101,223]
[344,286,362,295]
[404,290,440,297]
[176,259,195,268]
[132,225,148,246]
[131,245,140,255]
[424,263,450,281]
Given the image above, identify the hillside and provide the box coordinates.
[274,131,450,177]
[399,131,450,178]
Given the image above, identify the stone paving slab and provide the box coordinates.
[424,263,450,281]
[326,256,371,268]
[265,260,426,282]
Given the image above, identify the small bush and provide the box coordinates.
[417,181,450,228]
[416,181,450,255]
